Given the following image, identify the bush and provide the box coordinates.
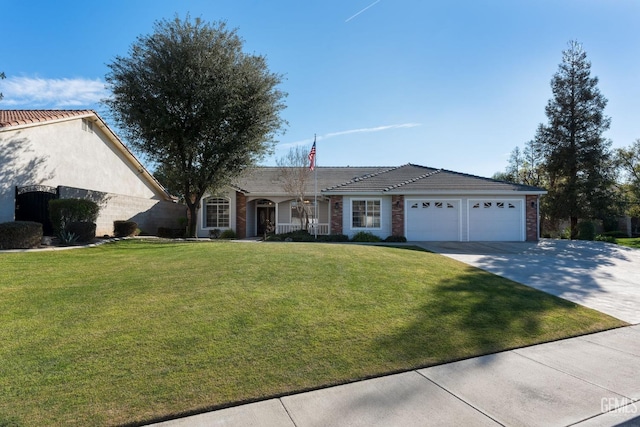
[49,199,100,234]
[219,229,237,239]
[577,221,596,241]
[209,229,221,239]
[351,231,382,242]
[157,227,185,238]
[114,220,138,237]
[66,221,96,243]
[0,221,43,249]
[319,234,349,242]
[384,235,407,243]
[601,230,629,239]
[595,234,617,243]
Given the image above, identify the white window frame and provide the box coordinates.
[351,198,382,229]
[203,196,230,229]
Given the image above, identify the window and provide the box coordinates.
[203,197,230,228]
[352,200,381,228]
[291,201,316,225]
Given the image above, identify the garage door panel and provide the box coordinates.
[468,200,523,241]
[407,200,460,241]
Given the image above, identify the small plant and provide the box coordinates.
[351,231,382,242]
[384,235,407,243]
[66,221,96,243]
[58,230,79,246]
[114,220,138,237]
[595,234,616,243]
[209,229,221,239]
[219,229,237,239]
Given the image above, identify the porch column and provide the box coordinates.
[236,191,247,239]
[391,195,404,237]
[330,195,343,235]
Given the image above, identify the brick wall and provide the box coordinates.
[59,186,185,236]
[391,195,404,237]
[330,195,343,235]
[526,195,539,241]
[236,191,247,239]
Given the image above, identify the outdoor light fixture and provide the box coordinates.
[334,202,340,209]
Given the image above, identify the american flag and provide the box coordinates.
[308,141,316,171]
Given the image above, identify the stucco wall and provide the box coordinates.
[0,116,180,233]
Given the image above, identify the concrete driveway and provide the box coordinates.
[417,239,640,324]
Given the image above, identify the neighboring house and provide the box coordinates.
[0,110,184,236]
[197,164,547,241]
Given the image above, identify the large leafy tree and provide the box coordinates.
[105,16,287,237]
[615,140,640,220]
[537,41,615,238]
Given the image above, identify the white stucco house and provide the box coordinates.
[197,165,547,241]
[0,110,184,236]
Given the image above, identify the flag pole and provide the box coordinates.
[313,134,318,239]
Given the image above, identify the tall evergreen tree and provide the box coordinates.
[538,41,614,238]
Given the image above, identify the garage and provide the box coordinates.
[468,199,524,241]
[406,199,460,241]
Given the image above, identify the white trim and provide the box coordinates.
[201,196,231,230]
[350,197,383,230]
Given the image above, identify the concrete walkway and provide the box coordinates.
[148,326,640,427]
[417,239,640,325]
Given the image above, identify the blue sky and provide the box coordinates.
[1,0,639,178]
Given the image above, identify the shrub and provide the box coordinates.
[49,199,100,234]
[595,234,617,243]
[0,221,43,249]
[577,221,596,241]
[209,229,222,239]
[219,229,237,239]
[157,227,185,238]
[384,235,407,243]
[114,220,138,237]
[601,230,629,239]
[319,234,349,242]
[351,231,382,242]
[66,221,96,243]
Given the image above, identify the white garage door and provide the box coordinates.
[406,200,460,241]
[468,200,523,241]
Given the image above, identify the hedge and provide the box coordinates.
[49,199,100,234]
[0,221,43,249]
[114,220,138,237]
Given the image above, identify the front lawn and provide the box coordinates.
[0,240,625,426]
[617,237,640,249]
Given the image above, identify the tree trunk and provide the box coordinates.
[570,216,578,239]
[187,202,198,238]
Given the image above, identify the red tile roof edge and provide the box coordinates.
[0,109,95,128]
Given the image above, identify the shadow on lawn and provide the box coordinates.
[372,267,585,367]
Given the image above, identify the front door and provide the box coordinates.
[257,206,276,236]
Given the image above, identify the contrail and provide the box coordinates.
[345,0,381,22]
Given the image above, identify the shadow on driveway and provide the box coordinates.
[417,240,640,324]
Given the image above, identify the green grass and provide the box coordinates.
[617,237,640,249]
[0,240,626,426]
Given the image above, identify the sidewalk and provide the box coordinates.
[148,325,640,427]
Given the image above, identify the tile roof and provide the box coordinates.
[235,164,546,195]
[0,110,94,128]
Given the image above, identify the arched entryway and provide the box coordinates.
[15,185,59,235]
